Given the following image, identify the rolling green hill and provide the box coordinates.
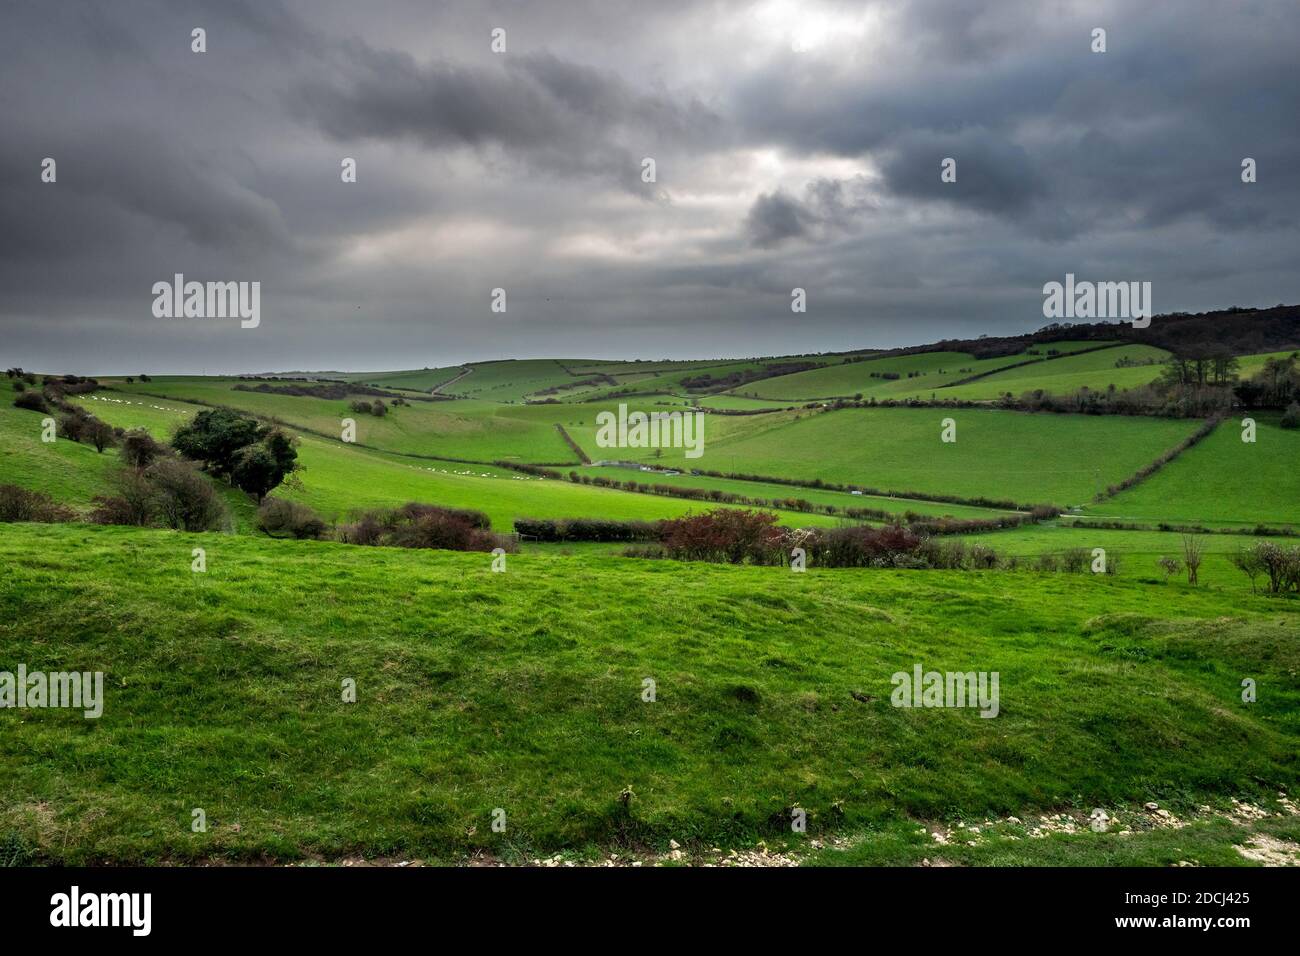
[66,388,844,530]
[2,522,1295,864]
[925,344,1170,400]
[728,344,1127,402]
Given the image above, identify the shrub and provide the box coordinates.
[56,411,89,442]
[1182,534,1204,586]
[120,428,168,468]
[12,381,25,393]
[1236,542,1300,594]
[13,391,49,413]
[387,510,486,550]
[1230,548,1266,593]
[336,503,501,552]
[143,459,228,531]
[514,517,659,542]
[1281,402,1300,429]
[1157,556,1181,581]
[1059,548,1089,573]
[257,498,327,539]
[807,524,925,568]
[336,513,385,547]
[89,419,116,453]
[659,508,785,564]
[0,484,74,523]
[393,502,490,530]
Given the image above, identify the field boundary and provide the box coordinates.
[554,424,591,464]
[676,465,1041,512]
[1062,517,1300,538]
[1091,416,1223,503]
[735,342,1128,402]
[937,342,1126,389]
[429,366,472,394]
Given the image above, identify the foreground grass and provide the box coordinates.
[1,523,1296,865]
[805,814,1300,867]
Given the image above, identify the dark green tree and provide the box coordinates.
[172,409,263,476]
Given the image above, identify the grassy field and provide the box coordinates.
[958,524,1297,589]
[1090,415,1300,527]
[102,379,581,463]
[0,389,122,506]
[929,345,1170,401]
[2,523,1296,865]
[6,340,1299,868]
[336,366,466,393]
[730,344,1126,402]
[736,350,993,401]
[572,405,1204,507]
[68,388,845,531]
[578,465,1018,520]
[697,395,798,410]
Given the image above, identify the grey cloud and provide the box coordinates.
[746,176,877,248]
[292,47,725,192]
[0,0,1297,374]
[746,191,808,247]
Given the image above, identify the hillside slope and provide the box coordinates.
[2,523,1296,864]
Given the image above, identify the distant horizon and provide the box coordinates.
[11,301,1293,379]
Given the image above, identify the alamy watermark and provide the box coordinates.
[1,666,104,718]
[891,663,999,718]
[595,403,704,459]
[50,886,150,936]
[1042,273,1151,328]
[152,274,260,328]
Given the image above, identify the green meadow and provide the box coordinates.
[63,387,839,530]
[958,524,1298,588]
[1094,414,1300,527]
[578,465,1018,521]
[929,344,1170,400]
[4,331,1298,867]
[574,405,1203,507]
[2,524,1295,864]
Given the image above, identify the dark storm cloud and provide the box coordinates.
[746,176,877,247]
[746,191,808,246]
[732,1,1300,242]
[0,0,1297,374]
[291,47,725,192]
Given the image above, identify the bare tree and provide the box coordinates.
[1230,547,1264,594]
[1182,534,1204,586]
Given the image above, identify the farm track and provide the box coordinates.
[432,366,473,394]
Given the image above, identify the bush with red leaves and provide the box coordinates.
[659,508,786,564]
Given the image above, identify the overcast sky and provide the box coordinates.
[2,0,1297,374]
